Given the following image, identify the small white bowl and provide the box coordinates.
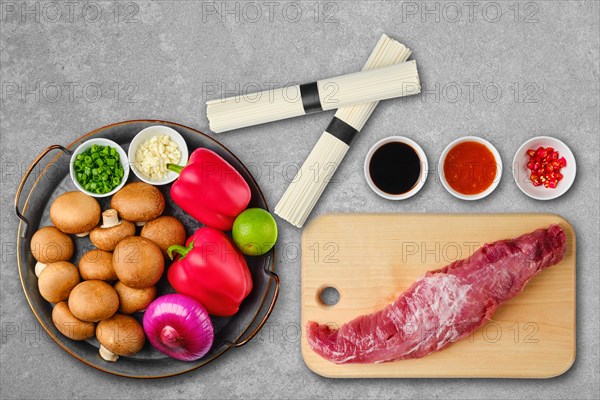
[364,136,428,200]
[438,136,502,201]
[70,138,130,198]
[512,136,576,200]
[128,125,189,186]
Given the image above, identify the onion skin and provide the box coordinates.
[143,294,214,361]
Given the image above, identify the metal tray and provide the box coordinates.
[14,120,279,378]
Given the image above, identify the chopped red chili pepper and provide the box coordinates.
[526,146,566,189]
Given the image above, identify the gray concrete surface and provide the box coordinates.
[1,1,599,399]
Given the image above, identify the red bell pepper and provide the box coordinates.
[167,148,251,231]
[167,227,252,317]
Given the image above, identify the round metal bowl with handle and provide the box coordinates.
[14,120,279,378]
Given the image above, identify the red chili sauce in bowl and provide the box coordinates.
[443,141,497,195]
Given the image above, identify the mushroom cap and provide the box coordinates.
[79,249,117,281]
[90,220,136,251]
[68,280,119,322]
[114,282,157,314]
[113,237,164,289]
[50,191,101,234]
[110,182,165,223]
[96,314,145,356]
[140,216,186,256]
[30,226,74,263]
[52,302,95,341]
[38,261,80,303]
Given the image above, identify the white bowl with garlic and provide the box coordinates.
[128,126,189,185]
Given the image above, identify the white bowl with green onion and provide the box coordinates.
[70,138,129,198]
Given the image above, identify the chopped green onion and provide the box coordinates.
[73,144,124,194]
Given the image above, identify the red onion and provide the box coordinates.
[143,293,214,361]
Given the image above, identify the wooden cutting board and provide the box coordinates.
[301,214,576,378]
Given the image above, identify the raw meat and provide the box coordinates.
[306,224,566,364]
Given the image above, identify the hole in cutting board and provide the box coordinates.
[318,286,340,307]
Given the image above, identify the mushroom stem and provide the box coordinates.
[135,221,147,227]
[76,232,90,238]
[101,209,121,228]
[34,262,47,278]
[99,345,119,362]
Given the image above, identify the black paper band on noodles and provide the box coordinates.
[299,82,322,114]
[325,117,359,146]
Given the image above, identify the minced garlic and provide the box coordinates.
[135,135,181,180]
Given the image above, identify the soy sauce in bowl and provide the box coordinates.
[364,137,428,200]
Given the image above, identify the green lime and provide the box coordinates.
[232,208,278,256]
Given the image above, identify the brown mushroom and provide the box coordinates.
[140,216,186,256]
[89,209,136,251]
[68,280,119,322]
[79,249,117,281]
[30,226,74,276]
[30,226,74,263]
[96,314,145,362]
[50,191,101,237]
[113,237,164,289]
[52,302,95,341]
[110,182,165,226]
[114,282,156,314]
[38,261,80,303]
